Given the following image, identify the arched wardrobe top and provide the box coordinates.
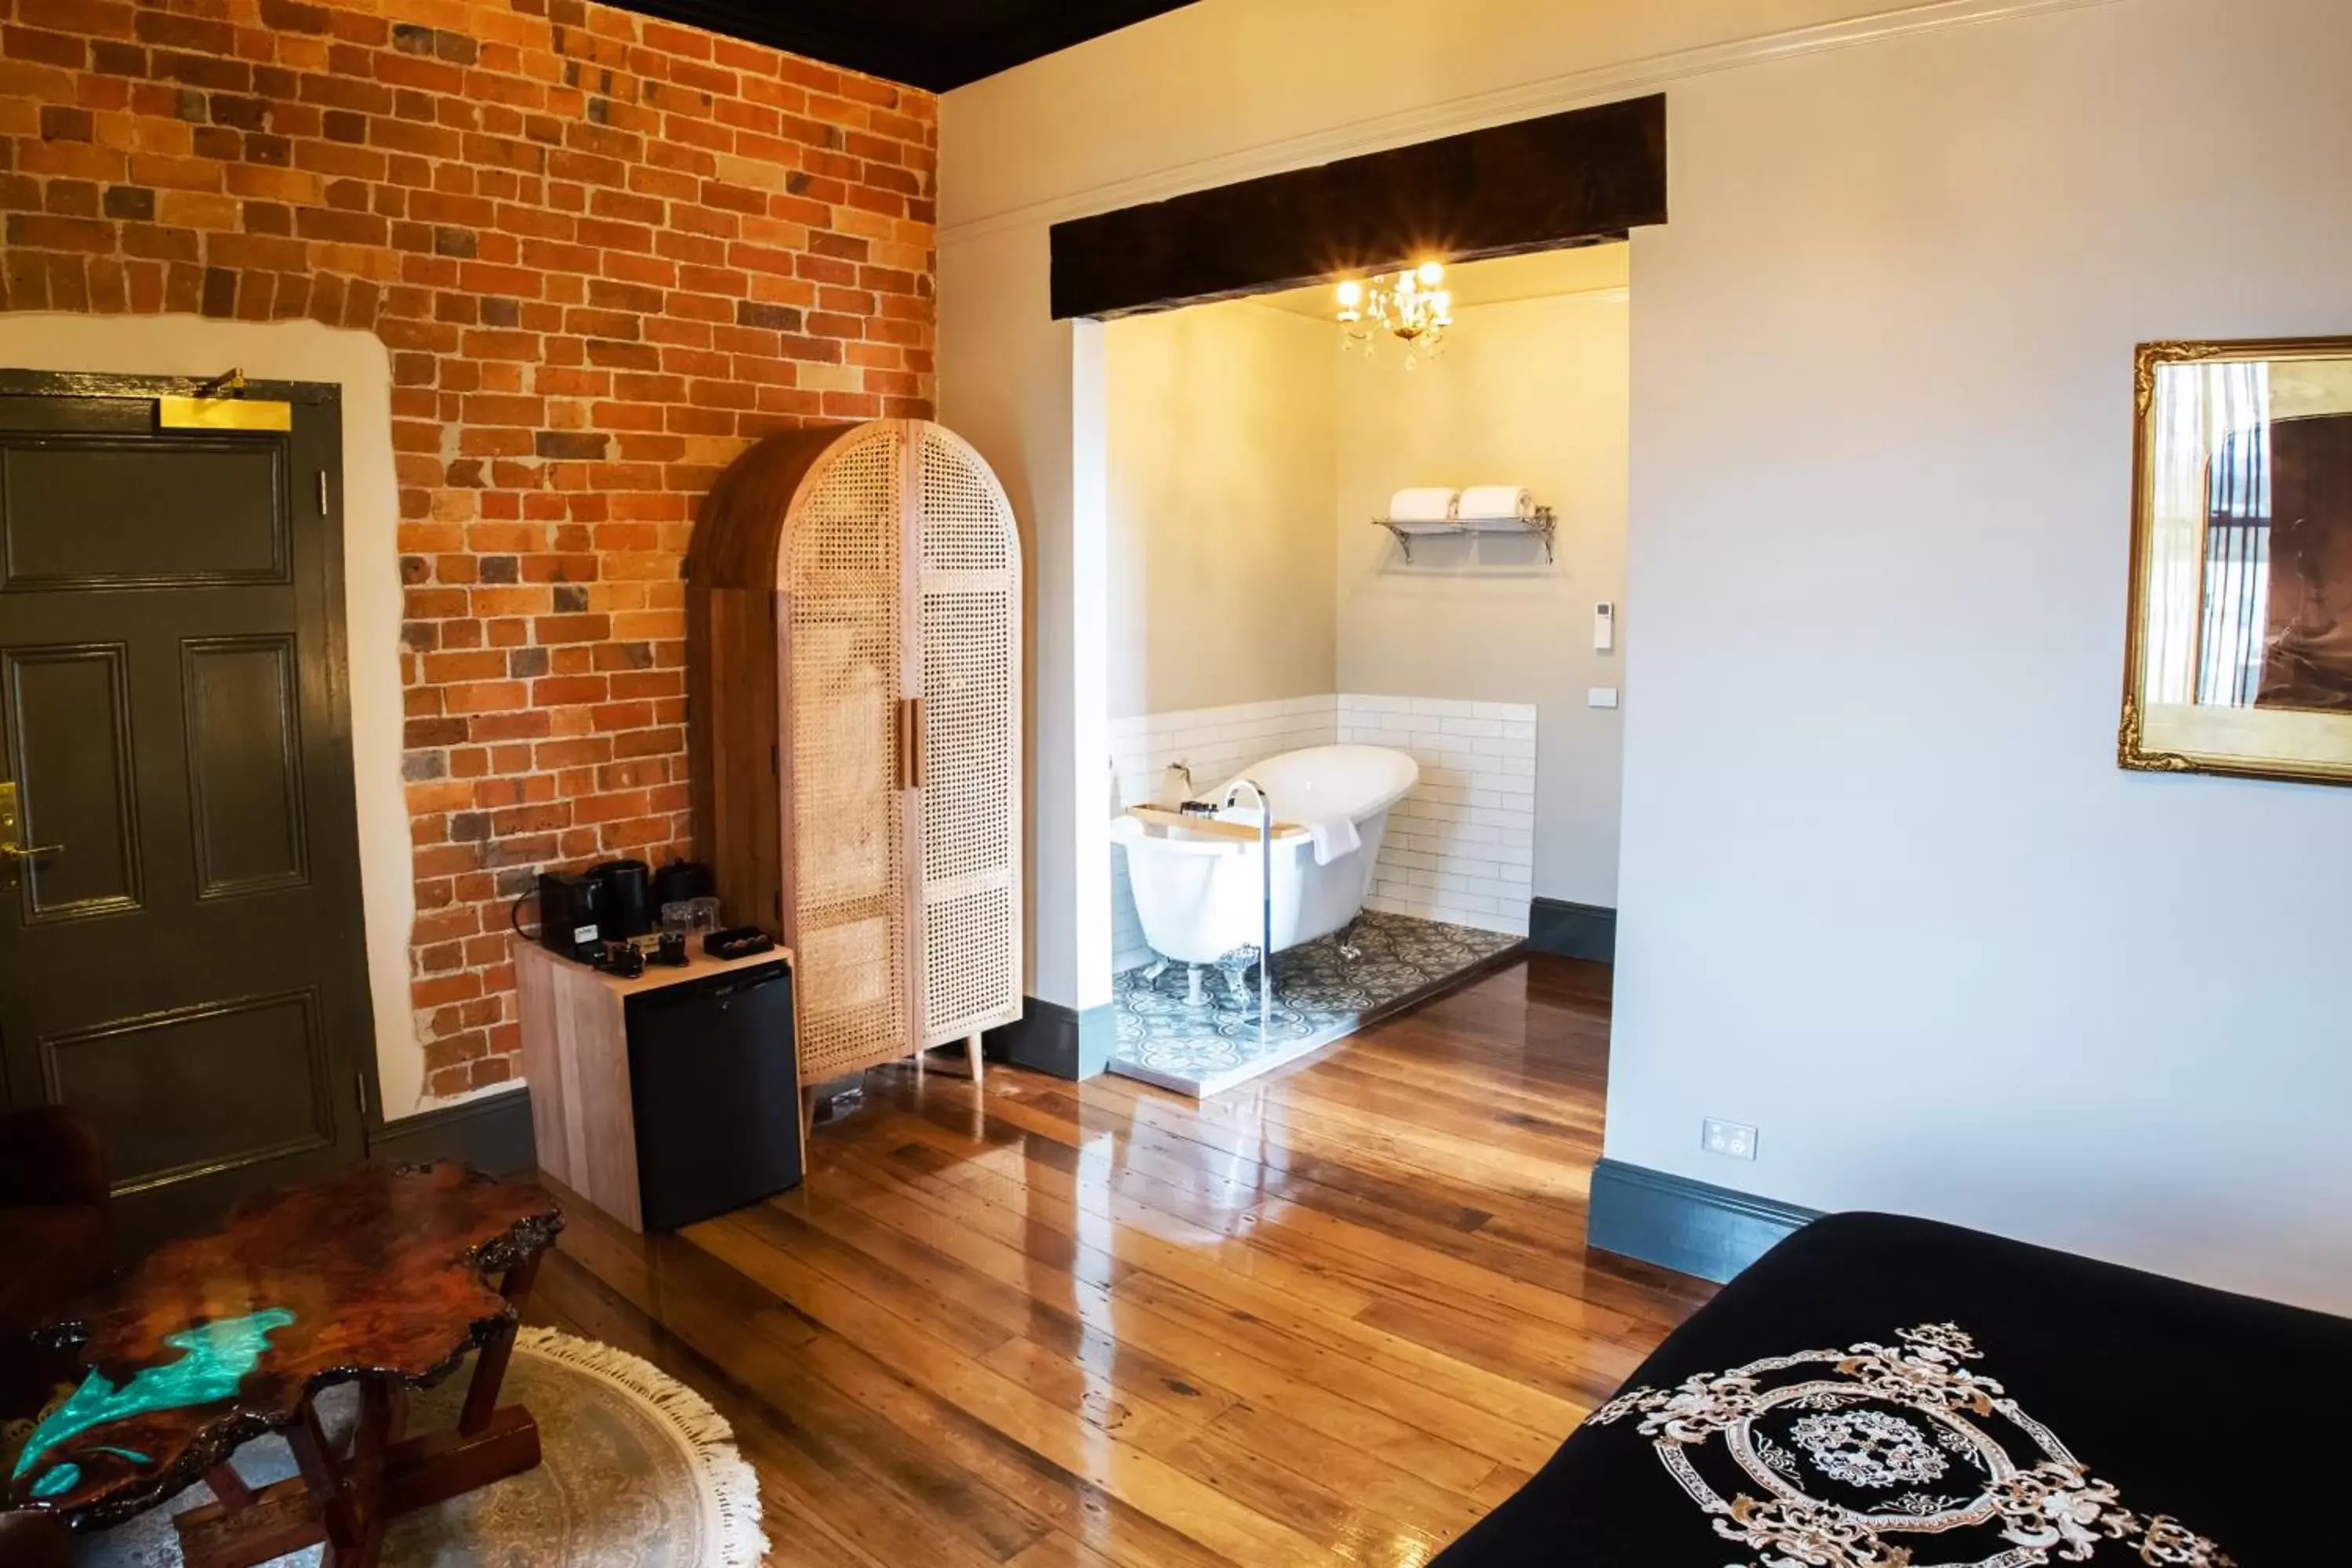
[688,419,1023,1087]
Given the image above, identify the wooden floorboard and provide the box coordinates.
[525,953,1712,1566]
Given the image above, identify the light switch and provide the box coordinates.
[1588,687,1620,709]
[1593,601,1615,651]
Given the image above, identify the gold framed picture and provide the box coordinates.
[2122,336,2352,785]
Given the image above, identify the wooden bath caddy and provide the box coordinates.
[1122,805,1308,842]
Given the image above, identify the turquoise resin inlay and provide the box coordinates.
[12,1308,295,1501]
[28,1465,78,1501]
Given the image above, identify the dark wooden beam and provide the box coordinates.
[1049,93,1665,321]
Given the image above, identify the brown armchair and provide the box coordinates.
[0,1515,71,1568]
[0,1106,111,1416]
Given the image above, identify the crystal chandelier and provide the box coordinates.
[1335,261,1454,367]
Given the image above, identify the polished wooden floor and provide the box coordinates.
[524,954,1715,1568]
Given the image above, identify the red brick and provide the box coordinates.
[22,0,135,40]
[5,0,938,1089]
[3,211,113,251]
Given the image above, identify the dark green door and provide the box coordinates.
[0,376,373,1247]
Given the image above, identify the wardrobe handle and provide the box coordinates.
[896,699,924,790]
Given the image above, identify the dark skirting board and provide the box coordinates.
[1587,1158,1820,1283]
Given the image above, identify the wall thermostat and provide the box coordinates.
[1594,601,1616,652]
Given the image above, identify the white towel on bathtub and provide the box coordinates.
[1304,814,1360,867]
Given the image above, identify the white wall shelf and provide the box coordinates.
[1370,506,1557,562]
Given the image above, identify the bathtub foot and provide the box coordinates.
[1141,956,1171,986]
[1217,949,1261,1010]
[1335,916,1364,962]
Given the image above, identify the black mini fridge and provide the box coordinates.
[624,960,800,1231]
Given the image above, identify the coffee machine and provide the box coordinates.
[535,872,604,961]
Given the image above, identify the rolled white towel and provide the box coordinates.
[1460,485,1533,521]
[1388,487,1458,523]
[1304,813,1361,867]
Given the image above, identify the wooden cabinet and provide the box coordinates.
[688,419,1022,1090]
[513,940,800,1232]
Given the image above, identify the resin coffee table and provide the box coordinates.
[4,1161,561,1568]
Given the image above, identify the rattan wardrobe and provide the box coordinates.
[688,419,1022,1109]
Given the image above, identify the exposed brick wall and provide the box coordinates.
[0,0,935,1099]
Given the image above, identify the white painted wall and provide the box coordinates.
[939,230,1112,1010]
[939,0,1906,234]
[1106,303,1338,717]
[1335,279,1629,906]
[942,0,2352,1311]
[1611,0,2352,1313]
[941,0,1911,1021]
[0,316,426,1116]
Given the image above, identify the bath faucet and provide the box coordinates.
[1221,777,1275,1037]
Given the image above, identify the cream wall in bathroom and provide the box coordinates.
[1334,272,1630,907]
[1103,302,1338,719]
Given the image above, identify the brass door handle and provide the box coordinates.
[0,844,62,859]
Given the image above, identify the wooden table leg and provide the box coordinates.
[172,1240,556,1568]
[205,1461,255,1513]
[338,1380,394,1568]
[284,1391,362,1565]
[459,1250,543,1437]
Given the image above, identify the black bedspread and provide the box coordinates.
[1436,1211,2349,1567]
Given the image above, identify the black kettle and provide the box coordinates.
[587,858,653,939]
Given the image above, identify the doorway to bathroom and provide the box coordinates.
[1099,244,1632,1094]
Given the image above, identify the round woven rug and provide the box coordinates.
[79,1329,767,1568]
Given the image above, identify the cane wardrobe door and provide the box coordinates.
[778,423,913,1081]
[913,428,1022,1048]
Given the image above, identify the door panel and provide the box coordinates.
[4,641,142,922]
[1,439,288,589]
[0,379,369,1247]
[183,634,309,898]
[42,987,336,1194]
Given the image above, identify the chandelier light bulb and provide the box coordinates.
[1334,260,1454,365]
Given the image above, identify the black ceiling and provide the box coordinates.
[610,1,1199,93]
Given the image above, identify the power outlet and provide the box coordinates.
[1702,1118,1758,1160]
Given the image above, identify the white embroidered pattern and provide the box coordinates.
[1789,1409,1949,1490]
[1582,1323,2234,1568]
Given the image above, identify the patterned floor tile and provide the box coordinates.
[1107,909,1521,1096]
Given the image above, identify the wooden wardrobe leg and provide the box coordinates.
[965,1033,984,1089]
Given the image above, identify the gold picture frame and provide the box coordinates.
[2120,336,2352,785]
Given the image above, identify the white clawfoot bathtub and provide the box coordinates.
[1111,745,1419,971]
